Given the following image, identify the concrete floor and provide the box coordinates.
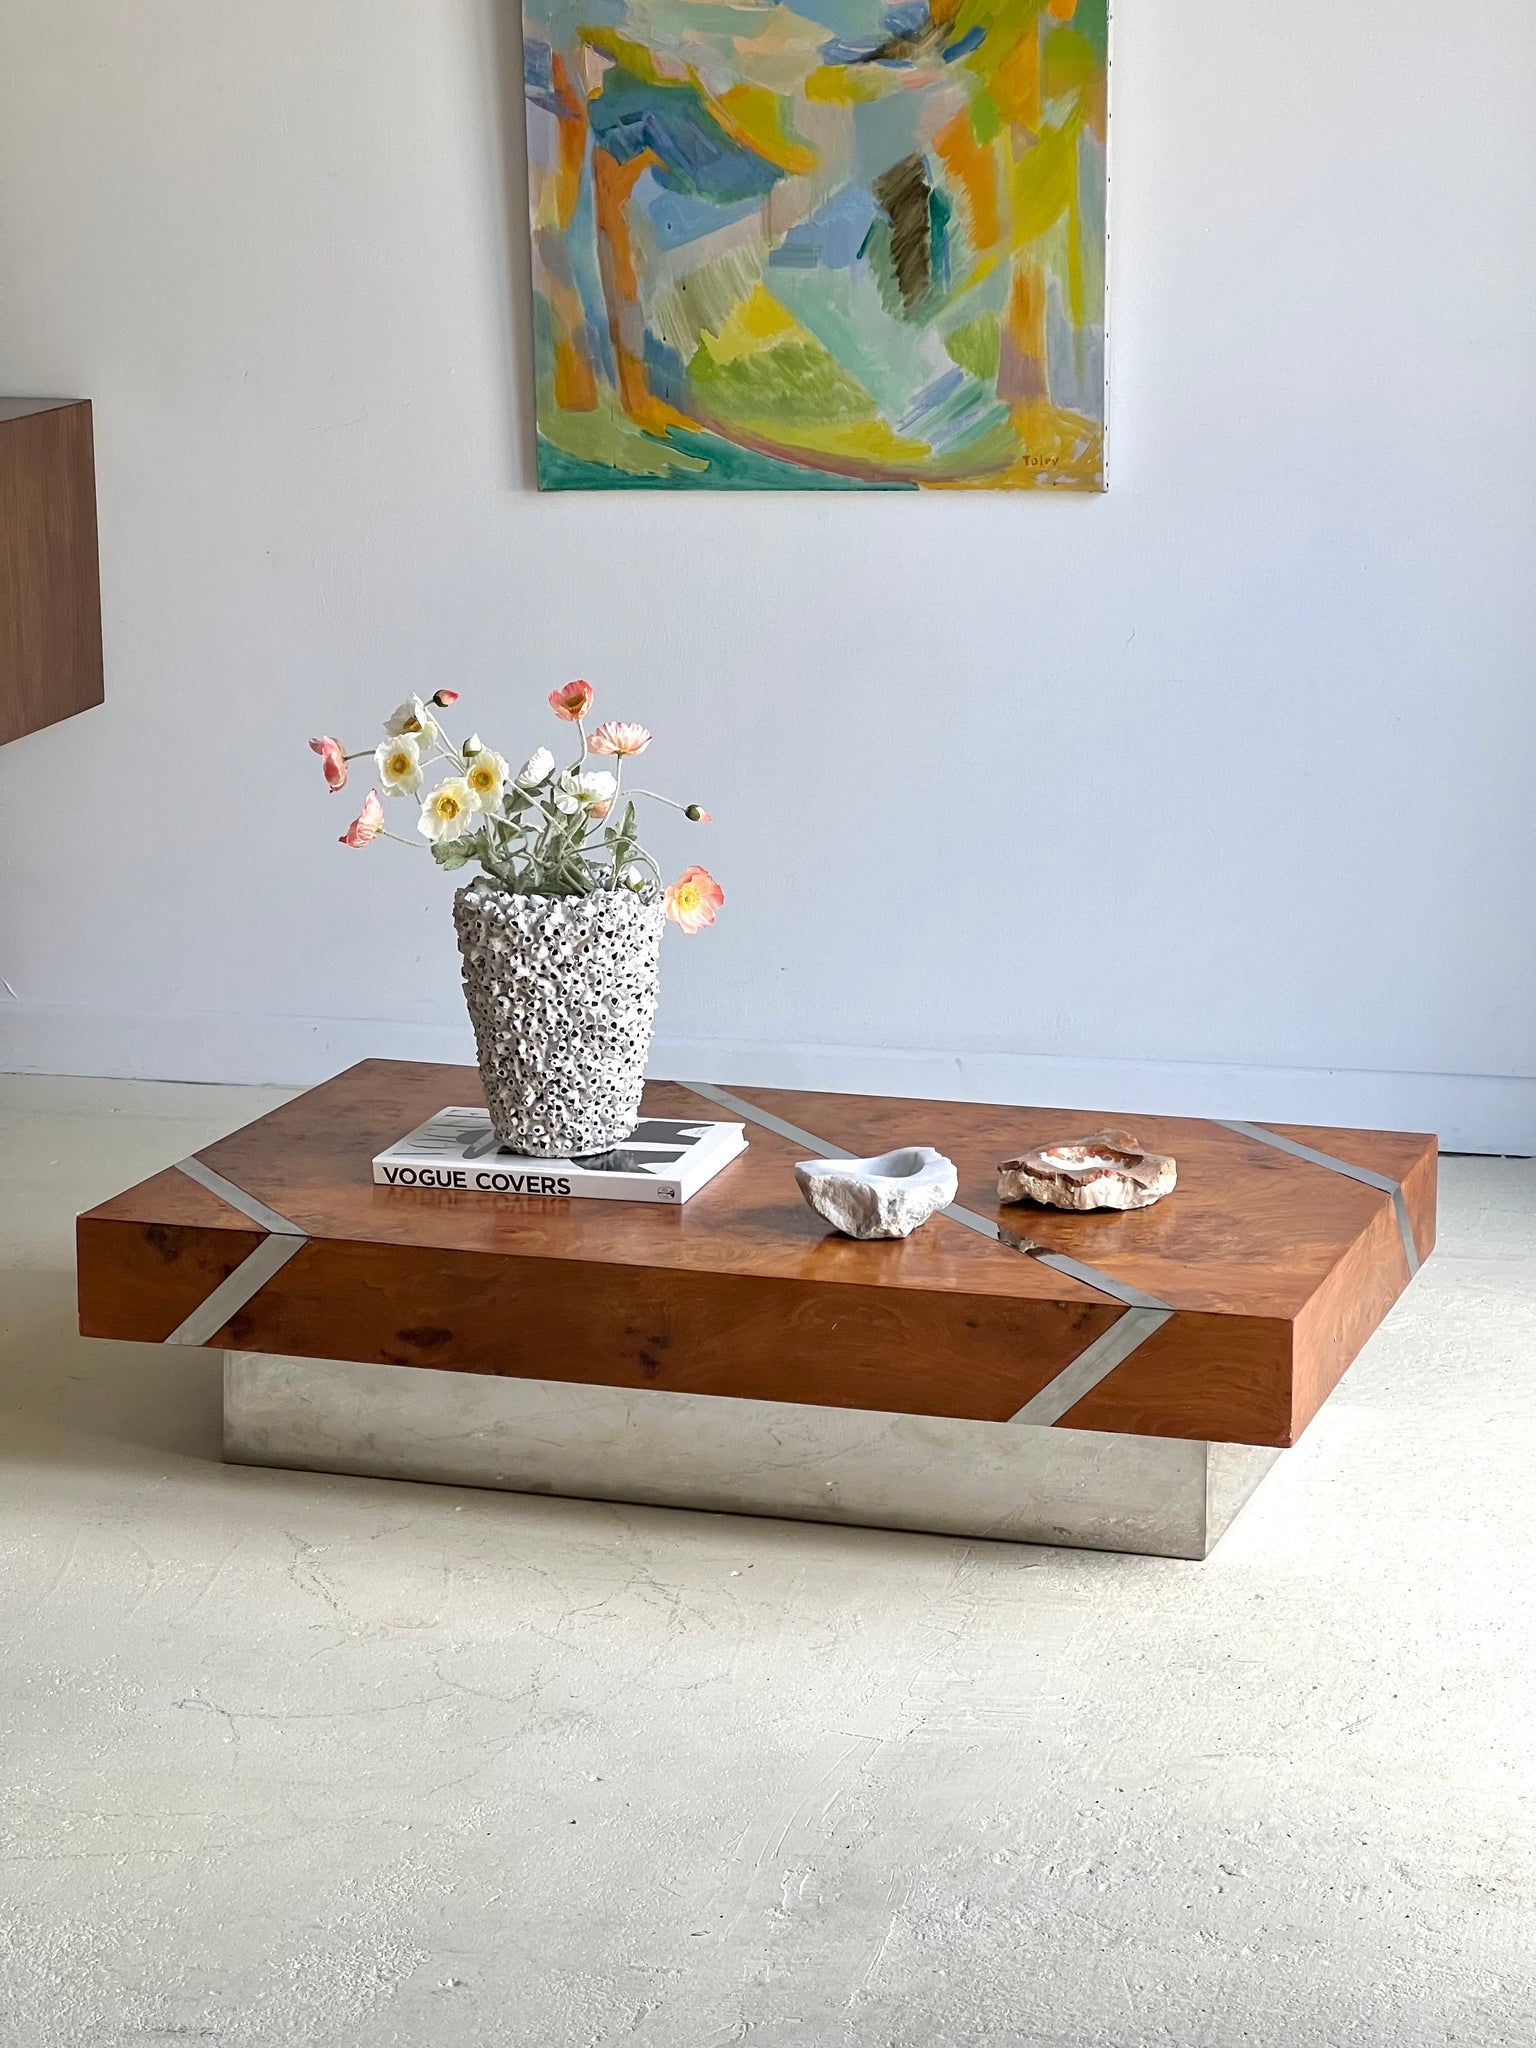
[2,1075,1534,2048]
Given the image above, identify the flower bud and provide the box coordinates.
[685,804,711,822]
[432,689,460,707]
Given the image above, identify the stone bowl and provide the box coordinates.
[997,1128,1177,1212]
[795,1147,958,1241]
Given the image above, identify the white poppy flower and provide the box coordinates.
[375,733,423,797]
[550,768,617,818]
[417,778,475,843]
[384,695,437,740]
[463,748,510,812]
[577,771,619,822]
[576,770,617,807]
[516,746,555,789]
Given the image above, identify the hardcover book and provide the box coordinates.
[373,1106,747,1205]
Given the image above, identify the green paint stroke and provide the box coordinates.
[944,310,1001,386]
[691,340,877,426]
[538,432,914,492]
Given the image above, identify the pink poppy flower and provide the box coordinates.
[589,720,651,758]
[549,679,594,722]
[664,865,724,934]
[309,735,348,791]
[339,790,385,847]
[431,689,459,707]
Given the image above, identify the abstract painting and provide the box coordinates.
[522,0,1109,490]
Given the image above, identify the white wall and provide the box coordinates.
[1,0,1532,1150]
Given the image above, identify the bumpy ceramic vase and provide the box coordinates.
[453,880,666,1157]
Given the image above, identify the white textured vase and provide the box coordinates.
[453,881,666,1157]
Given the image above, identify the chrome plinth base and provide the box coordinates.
[222,1352,1280,1560]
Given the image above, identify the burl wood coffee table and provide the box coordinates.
[76,1061,1435,1558]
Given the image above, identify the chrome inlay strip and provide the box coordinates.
[1392,1192,1421,1276]
[1216,1119,1421,1278]
[677,1081,1177,1418]
[679,1081,1172,1310]
[1214,1119,1397,1193]
[678,1081,857,1161]
[175,1156,306,1238]
[164,1234,308,1347]
[1010,1308,1174,1426]
[995,1227,1172,1312]
[163,1159,310,1346]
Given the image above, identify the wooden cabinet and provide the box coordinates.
[0,398,103,747]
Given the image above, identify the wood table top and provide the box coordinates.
[77,1060,1436,1449]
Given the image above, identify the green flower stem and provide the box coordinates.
[428,718,466,773]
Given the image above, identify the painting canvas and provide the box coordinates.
[522,0,1109,491]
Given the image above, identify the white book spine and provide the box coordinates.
[373,1159,682,1202]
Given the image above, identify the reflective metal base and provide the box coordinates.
[222,1352,1280,1560]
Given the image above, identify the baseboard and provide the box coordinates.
[1,1000,1531,1154]
[661,1044,1536,1155]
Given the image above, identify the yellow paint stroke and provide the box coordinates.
[804,63,887,104]
[933,102,1089,321]
[719,413,931,467]
[942,107,1085,312]
[1009,398,1098,473]
[1064,176,1084,329]
[697,283,802,366]
[780,417,931,464]
[580,26,687,88]
[706,82,817,176]
[930,404,1103,490]
[651,242,767,362]
[1009,109,1083,249]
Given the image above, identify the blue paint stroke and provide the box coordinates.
[768,185,878,272]
[590,66,783,203]
[943,25,984,61]
[636,171,761,251]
